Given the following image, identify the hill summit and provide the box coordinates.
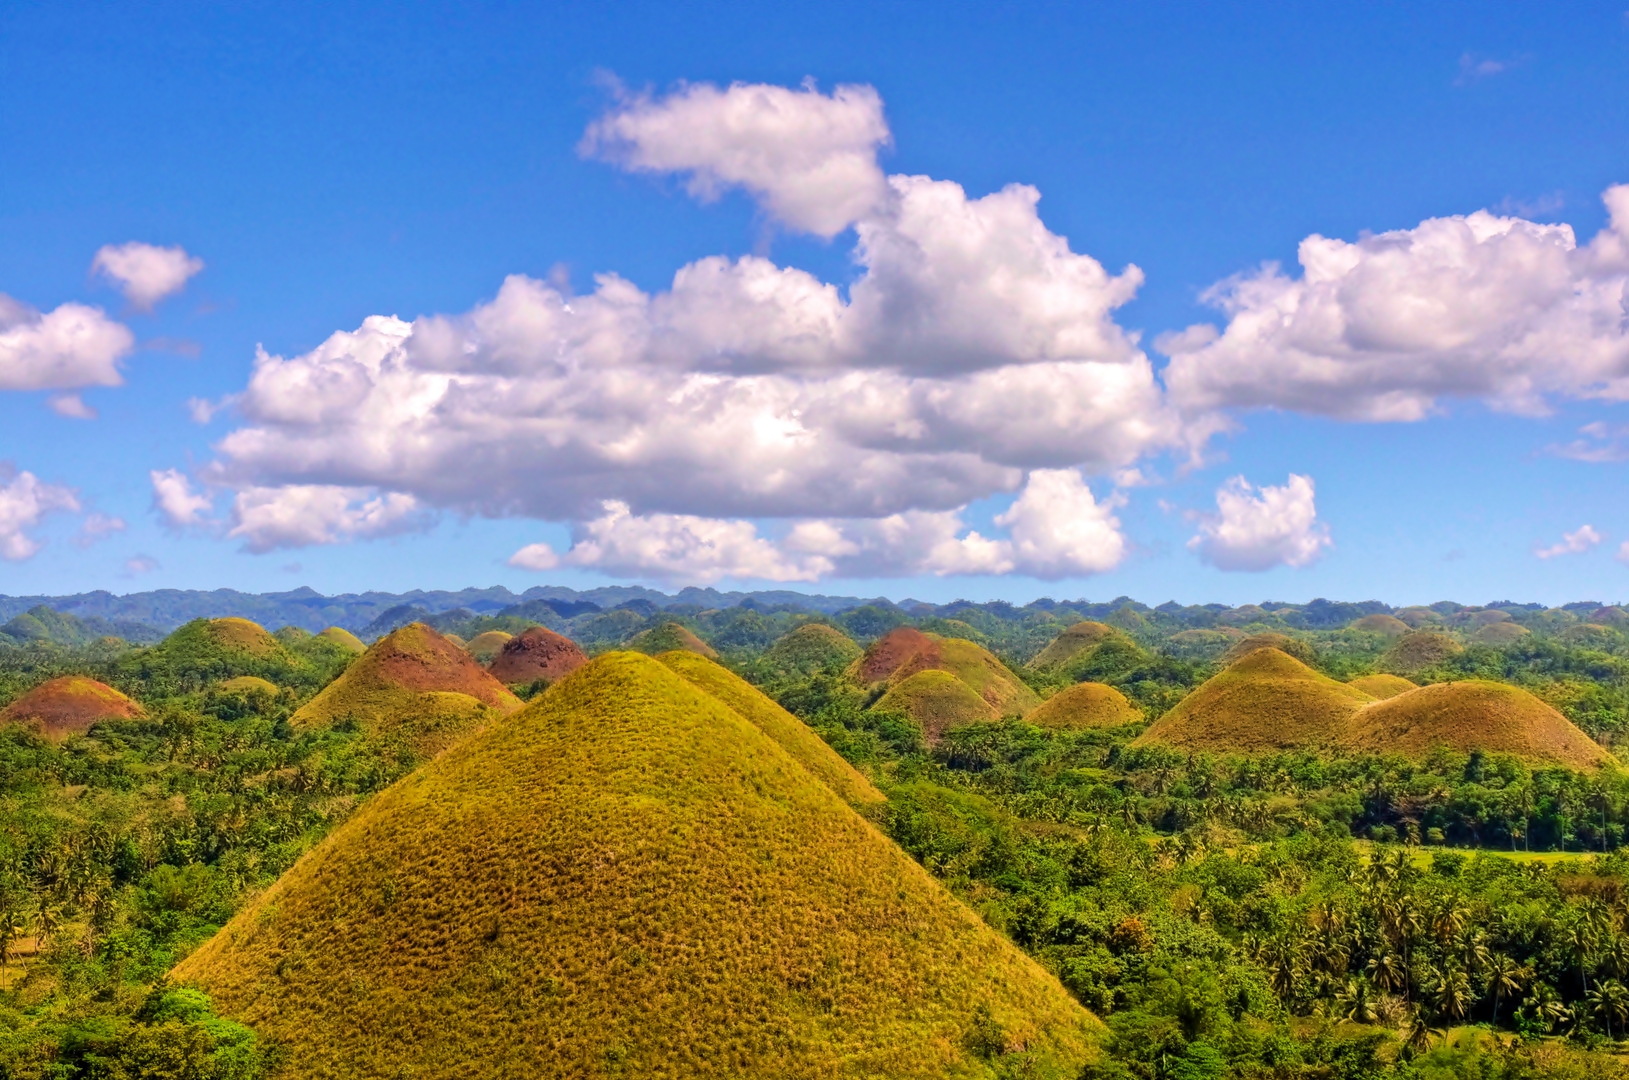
[0,676,143,740]
[291,623,520,757]
[486,626,588,685]
[176,652,1100,1078]
[854,627,1038,719]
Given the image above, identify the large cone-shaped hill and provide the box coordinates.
[487,626,588,685]
[1380,631,1463,675]
[176,652,1100,1078]
[628,620,718,658]
[854,627,1038,718]
[200,617,284,657]
[1222,632,1316,666]
[1028,621,1119,670]
[655,650,883,807]
[0,676,143,740]
[763,623,862,676]
[318,626,366,654]
[1026,682,1141,730]
[873,670,996,742]
[292,623,520,757]
[1342,681,1614,769]
[1350,614,1410,638]
[1134,648,1373,754]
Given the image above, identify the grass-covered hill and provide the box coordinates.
[1380,630,1464,674]
[627,619,718,658]
[1134,648,1375,754]
[1027,620,1118,670]
[318,626,366,653]
[485,626,588,686]
[1024,682,1141,730]
[1343,680,1614,768]
[461,629,512,663]
[115,617,355,694]
[1347,672,1416,699]
[874,669,998,741]
[291,623,520,759]
[854,627,1038,717]
[176,652,1101,1079]
[761,623,862,678]
[0,675,143,739]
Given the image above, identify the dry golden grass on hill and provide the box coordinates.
[1342,681,1614,769]
[176,652,1101,1079]
[463,630,512,663]
[854,628,1037,718]
[654,651,883,808]
[292,623,520,758]
[217,676,279,696]
[1028,621,1118,669]
[1471,622,1531,646]
[1350,614,1410,637]
[487,626,588,685]
[1380,631,1463,675]
[1134,648,1373,754]
[1347,674,1416,700]
[319,627,366,653]
[1222,632,1316,666]
[1025,682,1141,730]
[0,677,143,740]
[628,620,718,658]
[873,669,996,742]
[204,617,283,657]
[763,623,862,675]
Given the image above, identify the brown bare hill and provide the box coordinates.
[1381,631,1463,675]
[1342,681,1614,769]
[1348,674,1416,700]
[175,652,1101,1078]
[0,676,143,740]
[1350,614,1410,637]
[628,620,718,658]
[463,630,512,663]
[1029,621,1118,670]
[1026,683,1141,730]
[486,626,588,685]
[1133,648,1373,754]
[654,650,883,807]
[1223,632,1317,666]
[854,628,1038,717]
[292,623,520,757]
[873,670,996,743]
[318,626,366,654]
[1472,622,1530,646]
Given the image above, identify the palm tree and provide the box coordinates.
[1564,920,1597,997]
[1429,965,1472,1024]
[1400,1011,1443,1059]
[1588,979,1629,1040]
[1486,953,1525,1027]
[1336,977,1378,1024]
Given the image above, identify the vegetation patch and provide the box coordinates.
[0,675,143,740]
[176,652,1101,1079]
[1343,680,1616,769]
[1024,682,1141,730]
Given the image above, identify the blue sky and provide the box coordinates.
[2,1,1628,605]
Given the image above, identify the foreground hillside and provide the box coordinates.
[179,653,1100,1078]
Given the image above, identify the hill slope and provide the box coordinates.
[1026,682,1141,730]
[486,626,588,685]
[763,623,862,676]
[291,623,520,757]
[176,652,1100,1079]
[318,626,366,654]
[463,630,512,663]
[1342,681,1614,768]
[1028,621,1118,669]
[1380,631,1463,675]
[873,669,997,742]
[855,627,1038,717]
[1348,674,1416,700]
[654,650,883,807]
[1134,648,1373,754]
[0,676,143,740]
[628,620,718,658]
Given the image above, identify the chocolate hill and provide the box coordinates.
[628,620,717,658]
[763,623,862,676]
[175,652,1101,1078]
[854,627,1038,720]
[0,676,143,740]
[486,626,588,685]
[1342,681,1613,769]
[1026,682,1142,730]
[462,630,512,663]
[291,623,520,757]
[1028,621,1119,670]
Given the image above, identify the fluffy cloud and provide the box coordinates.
[91,242,204,310]
[192,83,1176,562]
[0,466,80,560]
[582,80,890,237]
[1163,184,1629,420]
[1188,474,1331,571]
[1549,422,1629,463]
[1534,524,1603,559]
[510,468,1127,583]
[227,485,423,553]
[0,294,133,391]
[150,468,215,528]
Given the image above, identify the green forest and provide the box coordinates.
[0,595,1627,1078]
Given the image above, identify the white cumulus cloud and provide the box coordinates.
[91,242,204,310]
[582,80,891,237]
[1163,184,1629,420]
[1188,474,1331,572]
[0,294,134,391]
[150,468,215,528]
[1534,524,1603,559]
[0,466,80,561]
[995,468,1128,578]
[227,485,424,553]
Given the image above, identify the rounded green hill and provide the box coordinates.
[462,630,512,663]
[1028,621,1118,670]
[175,652,1101,1078]
[1026,682,1141,730]
[1134,648,1372,754]
[216,675,279,696]
[318,626,366,654]
[1471,621,1530,646]
[627,620,717,658]
[763,623,862,676]
[292,623,520,758]
[1222,632,1316,666]
[873,669,995,742]
[1342,681,1613,769]
[1349,614,1410,637]
[854,627,1038,719]
[1380,631,1463,675]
